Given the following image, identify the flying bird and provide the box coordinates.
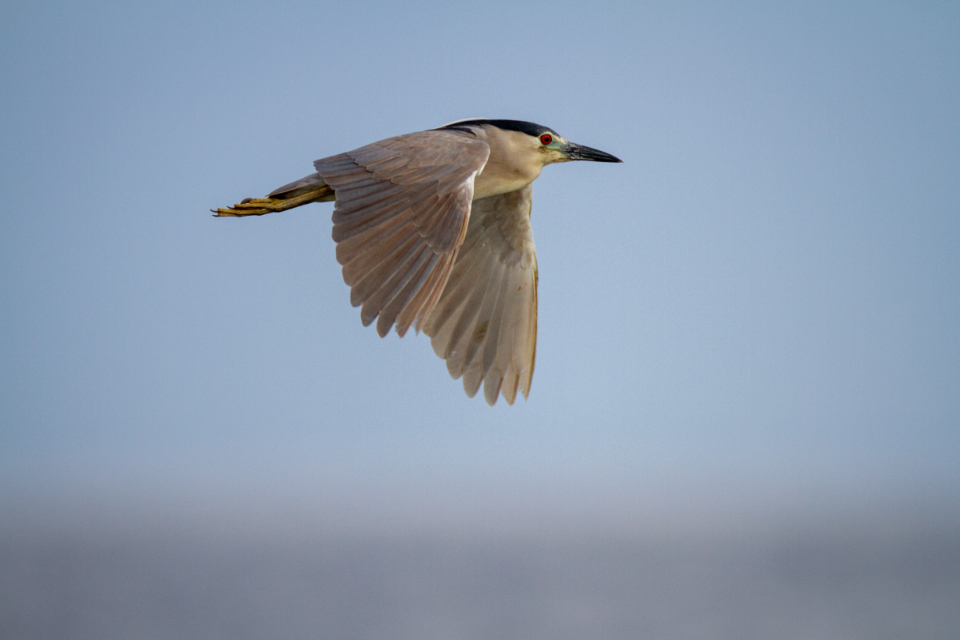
[214,119,621,405]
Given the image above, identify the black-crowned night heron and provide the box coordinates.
[214,119,621,405]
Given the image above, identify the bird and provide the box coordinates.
[213,119,621,406]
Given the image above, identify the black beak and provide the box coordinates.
[563,142,623,163]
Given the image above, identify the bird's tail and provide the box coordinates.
[212,172,335,217]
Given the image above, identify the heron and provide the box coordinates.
[214,119,621,406]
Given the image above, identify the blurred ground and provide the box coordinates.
[3,504,958,639]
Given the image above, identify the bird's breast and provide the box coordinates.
[473,161,543,200]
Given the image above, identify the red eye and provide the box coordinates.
[540,133,553,145]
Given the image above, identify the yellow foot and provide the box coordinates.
[211,197,287,217]
[211,187,333,217]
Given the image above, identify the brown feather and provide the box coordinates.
[424,184,538,405]
[314,130,489,337]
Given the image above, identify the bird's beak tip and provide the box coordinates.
[565,142,623,163]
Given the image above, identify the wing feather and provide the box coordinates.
[458,259,504,372]
[335,209,411,268]
[395,253,454,335]
[315,132,489,337]
[353,229,421,316]
[377,250,439,337]
[424,184,538,405]
[343,220,421,298]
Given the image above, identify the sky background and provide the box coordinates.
[1,1,958,538]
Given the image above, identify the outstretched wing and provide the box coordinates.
[423,184,538,406]
[316,130,490,338]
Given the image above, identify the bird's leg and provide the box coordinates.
[211,188,331,217]
[212,198,288,217]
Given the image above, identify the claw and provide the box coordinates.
[212,208,270,217]
[211,197,287,217]
[211,186,334,218]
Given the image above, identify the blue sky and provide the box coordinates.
[1,1,958,534]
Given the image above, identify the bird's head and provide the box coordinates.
[439,119,622,167]
[532,128,624,166]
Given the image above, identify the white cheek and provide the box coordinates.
[546,149,568,164]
